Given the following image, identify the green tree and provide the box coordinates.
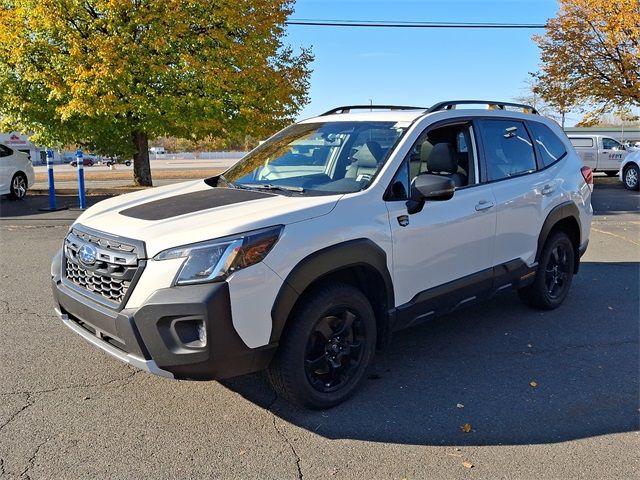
[532,0,639,124]
[0,0,312,185]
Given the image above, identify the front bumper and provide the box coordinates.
[52,252,277,381]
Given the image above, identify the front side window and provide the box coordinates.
[479,120,537,181]
[528,122,567,167]
[602,138,623,150]
[223,121,406,195]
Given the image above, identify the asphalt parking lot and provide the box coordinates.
[0,177,638,479]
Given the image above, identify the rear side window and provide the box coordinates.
[0,144,13,157]
[479,120,537,181]
[528,122,567,167]
[569,138,594,148]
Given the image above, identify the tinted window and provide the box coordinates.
[602,138,622,150]
[569,137,594,148]
[0,144,13,157]
[528,122,567,167]
[479,120,536,181]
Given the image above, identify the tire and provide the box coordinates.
[604,171,618,177]
[8,172,28,200]
[70,161,77,167]
[518,231,575,310]
[267,283,377,409]
[125,160,131,166]
[623,164,639,191]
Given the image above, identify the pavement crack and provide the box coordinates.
[0,393,34,435]
[267,395,303,480]
[1,369,139,398]
[1,457,5,476]
[19,437,51,479]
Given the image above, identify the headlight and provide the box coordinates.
[155,226,283,285]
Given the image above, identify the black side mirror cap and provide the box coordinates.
[406,174,455,214]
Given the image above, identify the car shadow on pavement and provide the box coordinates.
[223,260,639,446]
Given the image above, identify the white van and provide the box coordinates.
[568,135,629,176]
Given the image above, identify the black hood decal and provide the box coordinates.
[119,188,273,221]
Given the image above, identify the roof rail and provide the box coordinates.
[427,100,539,115]
[320,105,428,116]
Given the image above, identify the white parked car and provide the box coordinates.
[619,151,640,190]
[0,143,34,200]
[51,100,593,408]
[568,135,629,176]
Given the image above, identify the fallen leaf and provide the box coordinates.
[530,381,538,388]
[239,450,246,456]
[462,462,474,469]
[460,423,473,433]
[457,403,464,408]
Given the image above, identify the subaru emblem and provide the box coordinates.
[78,244,97,265]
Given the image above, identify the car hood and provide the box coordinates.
[74,180,341,257]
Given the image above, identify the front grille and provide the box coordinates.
[65,257,131,303]
[63,227,142,308]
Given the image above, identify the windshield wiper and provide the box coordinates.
[238,183,304,193]
[217,174,236,188]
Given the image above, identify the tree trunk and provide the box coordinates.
[132,130,152,186]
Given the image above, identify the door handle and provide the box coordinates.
[541,184,555,196]
[475,200,495,211]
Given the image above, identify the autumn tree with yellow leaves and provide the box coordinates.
[0,0,312,185]
[532,0,639,126]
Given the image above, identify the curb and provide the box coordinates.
[30,187,149,196]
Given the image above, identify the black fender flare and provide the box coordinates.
[269,238,394,343]
[536,201,581,269]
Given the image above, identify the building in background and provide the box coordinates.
[0,132,66,164]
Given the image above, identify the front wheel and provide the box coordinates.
[623,164,639,191]
[8,172,28,200]
[519,232,575,310]
[267,283,376,409]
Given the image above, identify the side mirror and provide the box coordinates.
[406,174,455,214]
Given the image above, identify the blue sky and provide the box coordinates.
[285,0,576,122]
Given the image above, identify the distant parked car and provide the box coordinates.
[568,135,629,176]
[619,151,639,191]
[104,157,132,167]
[0,143,34,200]
[70,157,95,167]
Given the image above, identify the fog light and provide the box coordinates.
[197,320,207,345]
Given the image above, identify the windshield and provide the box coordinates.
[223,121,407,195]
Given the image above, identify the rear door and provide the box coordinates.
[477,119,553,268]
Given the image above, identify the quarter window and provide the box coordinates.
[0,144,13,157]
[479,120,537,181]
[528,122,567,167]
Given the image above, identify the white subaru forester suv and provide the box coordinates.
[51,101,593,409]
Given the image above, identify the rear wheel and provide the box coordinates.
[267,283,376,409]
[8,172,27,200]
[519,231,575,310]
[623,164,639,191]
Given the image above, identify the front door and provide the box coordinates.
[600,137,625,171]
[385,121,496,318]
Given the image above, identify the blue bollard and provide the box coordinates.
[38,149,67,212]
[76,149,86,209]
[46,150,57,210]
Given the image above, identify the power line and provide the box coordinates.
[285,19,547,29]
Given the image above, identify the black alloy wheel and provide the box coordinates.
[304,307,366,393]
[519,231,575,310]
[544,243,571,300]
[267,283,376,409]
